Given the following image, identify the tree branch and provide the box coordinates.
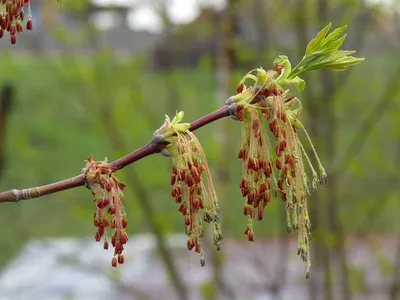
[0,105,230,204]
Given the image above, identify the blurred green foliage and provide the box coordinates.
[0,46,399,269]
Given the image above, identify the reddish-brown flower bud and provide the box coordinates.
[248,230,255,242]
[10,34,16,45]
[95,232,101,242]
[176,184,182,195]
[184,215,191,226]
[170,174,177,186]
[258,206,264,221]
[285,153,291,165]
[98,226,105,236]
[186,174,195,187]
[195,242,200,253]
[269,118,277,132]
[259,182,267,194]
[103,240,109,250]
[280,139,287,152]
[26,18,33,30]
[105,181,112,192]
[178,204,186,215]
[111,235,116,247]
[252,119,260,132]
[120,231,129,244]
[248,157,255,170]
[277,178,283,191]
[281,111,287,123]
[275,143,281,157]
[248,189,256,204]
[191,166,200,183]
[273,126,280,139]
[243,206,249,216]
[276,159,282,170]
[179,169,187,181]
[171,187,177,198]
[122,218,128,229]
[111,257,117,267]
[237,110,244,121]
[118,254,125,264]
[108,206,116,215]
[172,165,178,175]
[236,82,244,93]
[238,148,244,159]
[118,182,127,190]
[193,198,200,210]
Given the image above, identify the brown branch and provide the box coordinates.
[0,105,230,204]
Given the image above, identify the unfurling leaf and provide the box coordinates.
[289,23,364,79]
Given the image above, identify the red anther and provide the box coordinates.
[120,232,128,244]
[111,257,117,267]
[122,218,128,228]
[170,174,177,186]
[276,159,282,170]
[171,187,177,198]
[236,82,244,93]
[117,254,124,264]
[248,230,255,242]
[259,182,267,194]
[103,240,109,250]
[98,226,105,236]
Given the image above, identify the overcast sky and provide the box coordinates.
[90,0,397,33]
[90,0,227,33]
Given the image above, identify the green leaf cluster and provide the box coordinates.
[288,23,364,79]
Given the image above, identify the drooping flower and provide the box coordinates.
[227,60,327,278]
[83,155,128,267]
[154,112,222,266]
[0,0,34,45]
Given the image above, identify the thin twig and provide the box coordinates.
[0,106,230,204]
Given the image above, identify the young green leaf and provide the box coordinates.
[289,23,364,79]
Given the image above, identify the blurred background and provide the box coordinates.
[0,0,399,299]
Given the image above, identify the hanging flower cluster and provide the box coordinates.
[153,112,222,266]
[83,155,128,268]
[226,57,328,278]
[0,0,33,44]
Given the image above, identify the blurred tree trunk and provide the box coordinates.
[252,0,271,65]
[0,85,13,179]
[209,0,240,299]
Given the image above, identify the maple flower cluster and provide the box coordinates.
[227,57,327,278]
[83,155,128,268]
[153,112,222,266]
[0,0,33,45]
[78,24,363,278]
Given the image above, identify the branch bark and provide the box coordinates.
[0,106,230,204]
